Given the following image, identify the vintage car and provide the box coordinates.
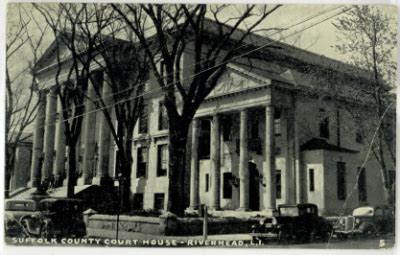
[5,197,87,238]
[250,203,332,243]
[333,205,394,239]
[4,212,30,238]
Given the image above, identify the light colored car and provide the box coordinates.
[334,205,394,239]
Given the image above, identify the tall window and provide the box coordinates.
[133,193,144,210]
[137,147,148,178]
[389,170,396,188]
[276,170,282,199]
[358,167,367,202]
[250,112,259,139]
[223,172,233,199]
[309,168,315,192]
[157,144,168,177]
[222,116,233,141]
[274,109,281,136]
[319,108,329,138]
[205,174,210,192]
[199,120,211,159]
[139,104,148,134]
[356,129,363,143]
[158,101,169,130]
[154,193,165,211]
[337,162,346,200]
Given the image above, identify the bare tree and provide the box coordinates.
[333,6,396,205]
[5,5,47,197]
[112,4,282,215]
[35,3,148,207]
[34,3,96,197]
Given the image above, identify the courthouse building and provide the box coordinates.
[27,29,395,216]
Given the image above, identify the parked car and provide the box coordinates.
[333,205,394,239]
[4,212,30,238]
[250,203,332,243]
[5,197,87,238]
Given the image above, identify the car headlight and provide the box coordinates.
[355,218,360,224]
[272,217,277,225]
[339,218,345,224]
[259,219,265,225]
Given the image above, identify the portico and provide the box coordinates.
[187,64,298,212]
[29,71,114,189]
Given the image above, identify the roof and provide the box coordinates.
[35,17,373,83]
[301,138,358,153]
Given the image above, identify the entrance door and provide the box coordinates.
[249,162,260,211]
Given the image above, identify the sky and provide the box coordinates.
[6,3,397,72]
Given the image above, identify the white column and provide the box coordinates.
[209,114,220,210]
[294,106,302,203]
[93,75,113,186]
[189,118,200,210]
[78,80,97,185]
[53,97,66,186]
[41,87,57,184]
[238,110,249,210]
[29,90,47,188]
[263,104,276,210]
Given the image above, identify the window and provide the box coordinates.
[158,101,169,130]
[356,129,363,143]
[139,104,148,134]
[222,116,233,141]
[319,108,329,138]
[276,170,282,199]
[199,120,210,159]
[355,113,363,143]
[358,167,367,202]
[223,172,233,199]
[133,193,144,210]
[337,162,346,200]
[157,144,168,177]
[309,168,315,192]
[205,174,210,192]
[250,112,259,139]
[389,170,395,188]
[274,109,281,136]
[154,193,165,211]
[136,147,148,178]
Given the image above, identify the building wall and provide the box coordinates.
[131,96,170,210]
[10,143,33,191]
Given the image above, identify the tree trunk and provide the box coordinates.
[5,145,16,198]
[66,143,77,198]
[167,122,190,216]
[121,136,133,213]
[5,172,12,198]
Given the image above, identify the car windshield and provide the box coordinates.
[353,207,374,216]
[279,207,299,216]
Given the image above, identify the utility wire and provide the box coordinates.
[35,5,344,121]
[36,6,351,130]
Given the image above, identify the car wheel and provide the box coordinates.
[364,225,376,237]
[40,224,49,239]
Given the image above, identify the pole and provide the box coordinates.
[116,174,122,240]
[203,205,208,241]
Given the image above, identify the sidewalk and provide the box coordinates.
[87,228,252,241]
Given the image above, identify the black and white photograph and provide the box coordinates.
[2,0,397,252]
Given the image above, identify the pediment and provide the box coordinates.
[206,63,271,99]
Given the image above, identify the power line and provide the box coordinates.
[36,6,351,130]
[35,5,344,121]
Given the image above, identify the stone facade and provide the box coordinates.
[30,34,395,216]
